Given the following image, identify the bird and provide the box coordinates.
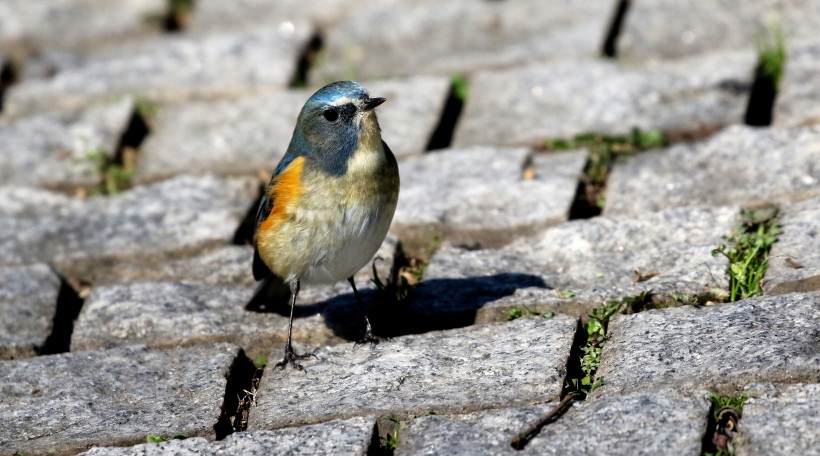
[251,81,400,370]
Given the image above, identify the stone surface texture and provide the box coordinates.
[618,0,820,61]
[605,125,820,215]
[0,175,257,282]
[415,205,735,321]
[0,264,61,360]
[315,0,614,80]
[597,292,820,394]
[4,25,313,117]
[764,196,820,295]
[775,38,820,127]
[398,387,707,455]
[249,317,577,430]
[134,76,449,182]
[0,343,240,455]
[0,97,133,190]
[739,382,820,456]
[392,147,586,254]
[79,416,375,456]
[453,51,755,147]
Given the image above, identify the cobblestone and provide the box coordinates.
[249,317,576,430]
[605,125,820,215]
[740,382,820,456]
[764,196,820,295]
[0,264,61,360]
[0,343,240,455]
[453,51,755,147]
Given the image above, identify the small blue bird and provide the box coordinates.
[252,81,400,370]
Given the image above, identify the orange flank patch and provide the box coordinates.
[259,156,305,235]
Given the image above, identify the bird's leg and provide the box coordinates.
[348,277,382,344]
[274,280,313,370]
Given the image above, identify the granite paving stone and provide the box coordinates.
[0,175,257,282]
[764,196,820,295]
[191,0,406,30]
[739,382,820,456]
[0,0,164,50]
[134,76,449,182]
[617,0,820,61]
[0,264,61,360]
[314,0,613,81]
[596,292,820,395]
[452,50,755,148]
[605,125,820,216]
[3,24,313,118]
[397,387,707,455]
[0,97,133,191]
[414,205,735,321]
[71,236,398,359]
[392,147,586,254]
[248,317,577,430]
[79,416,376,455]
[774,38,820,128]
[0,343,240,456]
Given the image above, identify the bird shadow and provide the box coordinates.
[246,273,550,342]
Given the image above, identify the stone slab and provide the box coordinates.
[0,264,61,360]
[79,416,375,455]
[605,125,820,216]
[0,343,240,455]
[739,382,820,456]
[0,175,257,283]
[134,76,449,182]
[618,0,820,61]
[398,387,707,455]
[452,50,755,148]
[764,196,820,295]
[0,0,164,50]
[3,24,313,118]
[597,292,820,395]
[313,0,613,81]
[392,147,586,254]
[415,205,735,321]
[248,317,577,430]
[774,38,820,128]
[0,97,133,191]
[191,0,405,30]
[71,237,398,360]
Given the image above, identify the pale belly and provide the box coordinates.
[259,191,398,285]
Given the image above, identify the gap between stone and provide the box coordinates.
[214,349,258,439]
[424,75,467,151]
[39,274,88,355]
[290,33,324,89]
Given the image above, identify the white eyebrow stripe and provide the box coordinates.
[330,96,358,106]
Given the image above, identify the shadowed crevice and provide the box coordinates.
[744,68,778,126]
[39,276,87,355]
[424,78,466,151]
[232,182,265,246]
[290,33,324,88]
[214,349,257,439]
[601,0,631,58]
[0,58,19,113]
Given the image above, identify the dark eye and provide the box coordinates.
[322,108,339,122]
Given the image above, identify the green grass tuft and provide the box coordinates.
[712,208,779,301]
[756,26,786,90]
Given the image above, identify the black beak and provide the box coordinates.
[363,97,387,110]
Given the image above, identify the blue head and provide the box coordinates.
[288,81,386,176]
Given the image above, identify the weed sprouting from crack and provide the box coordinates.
[711,207,780,302]
[544,129,665,214]
[83,148,134,196]
[506,306,554,321]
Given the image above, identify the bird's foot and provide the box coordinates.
[356,328,388,347]
[274,345,316,371]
